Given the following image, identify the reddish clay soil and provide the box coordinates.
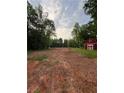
[28,48,96,93]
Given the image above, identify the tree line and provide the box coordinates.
[50,38,77,48]
[27,1,55,50]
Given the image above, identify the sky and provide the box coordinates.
[28,0,91,39]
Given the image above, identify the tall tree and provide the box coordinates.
[83,0,97,37]
[72,23,84,47]
[27,1,39,50]
[72,23,81,47]
[27,1,55,50]
[63,39,68,47]
[84,0,97,21]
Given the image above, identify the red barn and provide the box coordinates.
[84,38,97,50]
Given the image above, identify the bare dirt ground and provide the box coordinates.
[28,48,96,93]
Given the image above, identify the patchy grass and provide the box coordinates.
[34,88,40,93]
[71,48,97,58]
[28,55,48,61]
[27,51,32,56]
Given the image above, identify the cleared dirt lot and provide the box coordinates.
[28,48,96,93]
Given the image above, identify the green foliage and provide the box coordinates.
[68,39,77,47]
[84,0,97,20]
[71,23,82,47]
[71,23,89,48]
[50,38,79,48]
[63,39,68,47]
[79,24,96,40]
[72,48,97,58]
[27,1,55,50]
[50,38,63,47]
[83,0,97,37]
[58,38,63,47]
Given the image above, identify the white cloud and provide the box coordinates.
[40,0,62,20]
[29,0,90,39]
[56,27,72,39]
